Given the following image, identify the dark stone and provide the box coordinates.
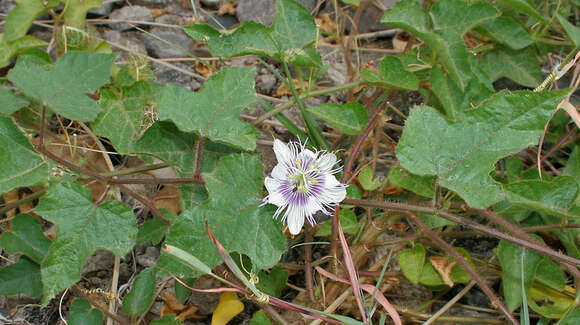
[109,5,154,31]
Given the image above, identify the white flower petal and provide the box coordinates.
[324,173,341,188]
[286,205,305,235]
[273,139,293,165]
[264,177,285,207]
[271,163,287,180]
[318,175,347,204]
[317,152,337,172]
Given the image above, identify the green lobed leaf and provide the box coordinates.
[256,266,289,297]
[307,102,368,135]
[419,248,472,286]
[0,34,48,68]
[382,0,498,90]
[184,0,317,64]
[497,239,543,311]
[0,85,28,114]
[157,154,286,279]
[0,257,42,297]
[396,90,566,209]
[122,267,156,316]
[8,52,116,122]
[358,166,385,191]
[62,0,102,29]
[137,217,170,245]
[36,182,137,305]
[68,298,104,325]
[563,146,580,205]
[134,121,238,210]
[398,243,425,284]
[558,15,580,48]
[502,0,548,23]
[481,46,541,88]
[0,214,51,264]
[418,214,456,229]
[504,177,580,219]
[361,56,419,91]
[3,0,60,41]
[93,81,158,154]
[388,166,434,198]
[250,310,272,325]
[157,67,259,151]
[0,116,49,195]
[316,208,359,237]
[527,283,572,318]
[478,16,533,50]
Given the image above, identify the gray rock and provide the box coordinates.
[143,27,195,58]
[256,73,277,94]
[103,30,148,57]
[237,0,316,26]
[136,246,159,267]
[88,0,116,16]
[109,5,153,31]
[82,250,114,274]
[132,0,179,6]
[153,62,202,90]
[0,0,17,14]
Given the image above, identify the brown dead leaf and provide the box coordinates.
[153,185,181,213]
[2,189,19,218]
[275,80,302,97]
[161,291,203,322]
[430,256,457,287]
[217,2,236,16]
[316,13,336,34]
[196,62,215,78]
[392,36,408,52]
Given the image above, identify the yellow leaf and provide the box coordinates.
[211,292,244,325]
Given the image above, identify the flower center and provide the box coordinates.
[287,159,319,194]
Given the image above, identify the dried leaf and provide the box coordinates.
[429,256,456,287]
[153,185,181,213]
[316,13,336,34]
[161,291,202,322]
[2,189,19,218]
[217,2,236,16]
[211,292,244,325]
[275,80,302,97]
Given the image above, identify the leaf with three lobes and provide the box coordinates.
[396,90,566,209]
[184,0,317,64]
[0,34,48,69]
[381,0,497,90]
[157,67,259,151]
[122,267,156,316]
[0,214,51,263]
[0,257,42,297]
[398,243,425,284]
[361,56,419,91]
[504,177,580,219]
[68,299,104,325]
[8,52,116,122]
[3,0,60,41]
[307,102,368,135]
[157,154,286,279]
[35,182,137,305]
[94,81,158,154]
[0,116,49,195]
